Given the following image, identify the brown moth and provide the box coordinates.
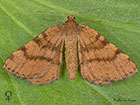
[3,14,138,85]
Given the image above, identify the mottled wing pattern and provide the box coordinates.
[78,25,137,85]
[3,25,64,85]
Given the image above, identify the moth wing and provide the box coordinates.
[78,25,137,85]
[3,25,64,85]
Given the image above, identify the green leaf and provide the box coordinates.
[0,0,140,105]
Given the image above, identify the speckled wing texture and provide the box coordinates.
[78,25,138,85]
[3,25,64,85]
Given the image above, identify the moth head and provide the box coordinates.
[67,14,76,20]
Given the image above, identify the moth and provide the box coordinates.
[3,14,138,85]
